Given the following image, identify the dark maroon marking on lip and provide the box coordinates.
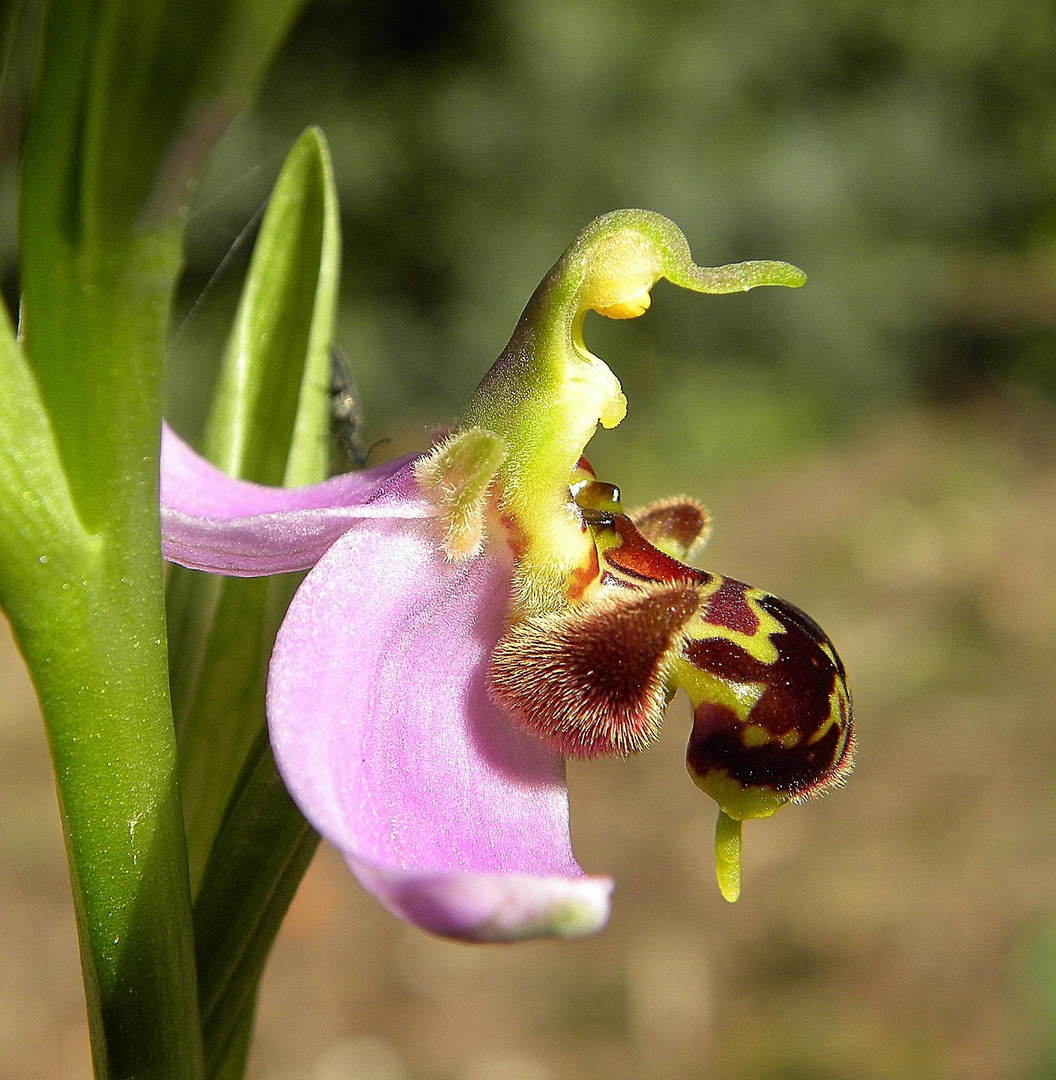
[684,619,839,740]
[701,577,760,635]
[756,592,848,681]
[682,589,853,795]
[688,702,848,797]
[602,515,709,587]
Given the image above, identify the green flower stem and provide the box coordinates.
[0,286,203,1078]
[11,221,204,1077]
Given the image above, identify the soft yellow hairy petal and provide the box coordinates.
[414,427,506,560]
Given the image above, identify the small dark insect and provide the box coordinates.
[329,346,389,469]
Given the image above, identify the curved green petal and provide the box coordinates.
[459,210,805,612]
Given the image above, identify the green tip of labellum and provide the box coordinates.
[715,809,742,903]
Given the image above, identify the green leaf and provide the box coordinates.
[165,128,340,1076]
[0,305,95,602]
[22,0,305,249]
[19,0,309,526]
[201,125,340,487]
[0,0,25,124]
[169,127,340,891]
[205,985,259,1080]
[193,733,319,1078]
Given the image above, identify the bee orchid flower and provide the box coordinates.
[160,211,854,943]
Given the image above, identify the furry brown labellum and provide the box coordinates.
[489,584,700,757]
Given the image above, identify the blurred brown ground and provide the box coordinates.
[2,397,1055,1080]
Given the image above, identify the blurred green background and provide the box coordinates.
[3,0,1056,1077]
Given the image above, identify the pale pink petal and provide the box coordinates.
[160,496,435,576]
[267,518,612,941]
[349,861,612,942]
[159,424,435,575]
[160,423,413,516]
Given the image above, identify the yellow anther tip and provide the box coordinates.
[599,392,627,430]
[594,289,652,320]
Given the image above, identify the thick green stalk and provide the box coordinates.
[12,225,203,1078]
[0,286,199,1076]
